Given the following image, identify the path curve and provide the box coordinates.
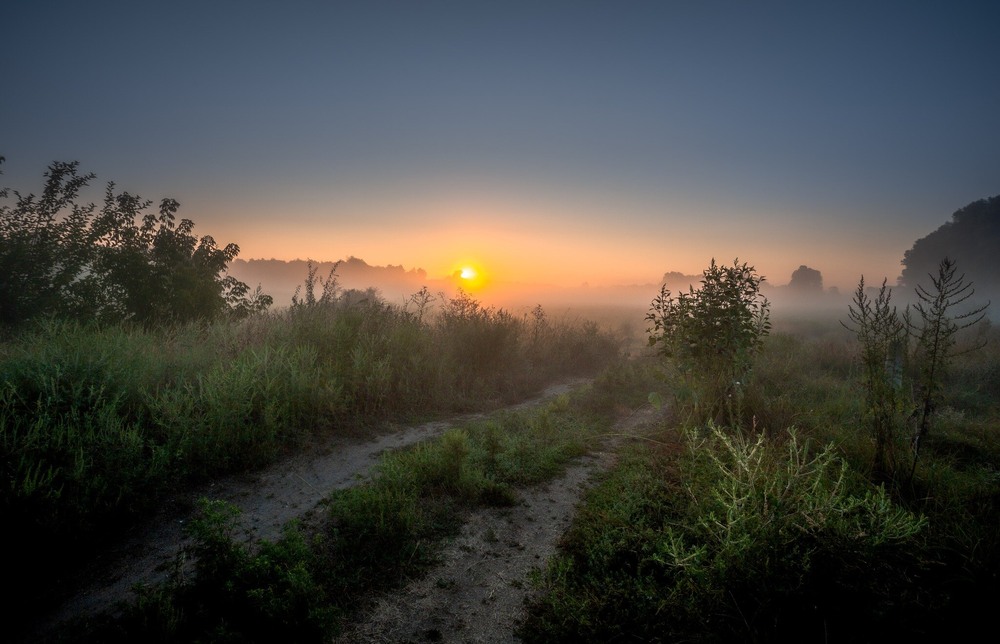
[24,379,588,642]
[333,404,663,643]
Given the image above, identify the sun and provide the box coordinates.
[453,263,486,289]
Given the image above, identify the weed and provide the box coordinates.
[523,425,928,642]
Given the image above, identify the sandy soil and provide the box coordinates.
[332,404,662,644]
[23,380,590,642]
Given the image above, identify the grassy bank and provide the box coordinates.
[523,320,1000,642]
[1,292,622,628]
[61,362,651,642]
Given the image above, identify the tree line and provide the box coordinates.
[0,158,271,328]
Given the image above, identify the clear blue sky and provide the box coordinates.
[3,0,998,290]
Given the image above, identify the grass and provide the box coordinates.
[522,318,1000,643]
[8,296,997,642]
[65,368,640,642]
[1,291,623,633]
[521,429,929,642]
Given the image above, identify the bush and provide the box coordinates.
[0,159,270,327]
[842,277,907,481]
[524,426,928,643]
[102,500,338,643]
[647,258,770,426]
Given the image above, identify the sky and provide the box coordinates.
[3,0,999,294]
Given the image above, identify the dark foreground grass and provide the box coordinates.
[1,294,622,635]
[522,323,1000,643]
[52,361,645,643]
[521,429,930,643]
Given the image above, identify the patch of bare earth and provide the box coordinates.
[332,404,664,644]
[24,380,588,643]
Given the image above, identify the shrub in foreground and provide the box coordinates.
[523,425,928,643]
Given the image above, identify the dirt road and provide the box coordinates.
[26,380,591,640]
[334,404,662,643]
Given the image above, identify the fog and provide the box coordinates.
[227,253,997,346]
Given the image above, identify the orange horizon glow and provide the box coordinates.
[222,227,908,294]
[194,188,913,294]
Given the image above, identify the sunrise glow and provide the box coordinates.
[452,263,488,291]
[4,3,995,307]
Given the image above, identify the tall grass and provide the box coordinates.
[71,372,640,642]
[1,291,622,626]
[523,425,928,642]
[524,316,1000,642]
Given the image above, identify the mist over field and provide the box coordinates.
[4,132,999,644]
[225,257,847,311]
[4,2,1000,642]
[225,244,993,328]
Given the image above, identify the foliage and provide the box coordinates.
[78,379,630,642]
[290,259,340,309]
[842,277,908,482]
[406,285,436,323]
[723,319,1000,638]
[841,262,991,484]
[646,258,770,426]
[0,159,269,327]
[2,287,622,632]
[436,288,524,401]
[523,427,928,643]
[96,500,338,643]
[905,258,990,474]
[900,195,1000,300]
[11,302,999,641]
[524,315,1000,642]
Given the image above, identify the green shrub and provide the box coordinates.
[524,425,928,643]
[647,258,770,426]
[101,500,338,643]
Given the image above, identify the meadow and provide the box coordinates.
[522,311,1000,642]
[4,264,998,643]
[1,287,621,636]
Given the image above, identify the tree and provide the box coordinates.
[899,196,999,300]
[0,159,269,327]
[647,258,771,426]
[0,160,100,324]
[788,265,823,293]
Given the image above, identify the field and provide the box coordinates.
[3,286,998,643]
[524,316,1000,642]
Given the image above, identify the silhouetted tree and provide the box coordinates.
[900,196,999,299]
[660,270,699,293]
[788,265,823,293]
[0,160,130,323]
[0,159,269,327]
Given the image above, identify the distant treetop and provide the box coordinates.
[789,265,823,292]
